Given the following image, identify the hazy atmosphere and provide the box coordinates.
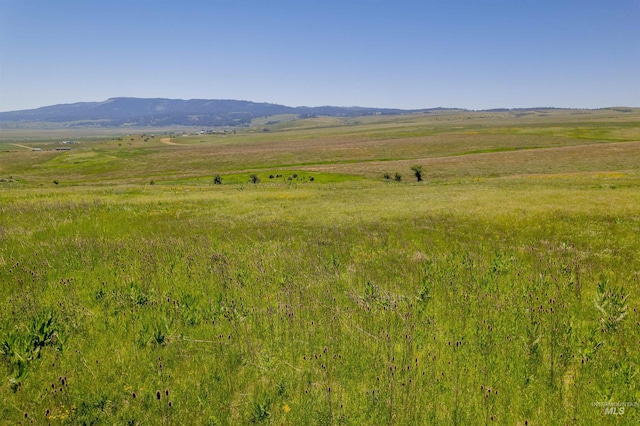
[1,0,638,112]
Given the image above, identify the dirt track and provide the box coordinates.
[160,137,180,145]
[10,143,33,150]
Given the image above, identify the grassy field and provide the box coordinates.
[1,109,639,424]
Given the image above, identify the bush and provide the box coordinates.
[213,175,222,185]
[250,174,260,184]
[411,165,424,182]
[383,172,391,180]
[394,173,402,182]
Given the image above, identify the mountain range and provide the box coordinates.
[0,97,438,128]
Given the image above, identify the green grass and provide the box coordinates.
[1,109,639,424]
[161,171,361,186]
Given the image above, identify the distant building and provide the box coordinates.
[32,148,42,151]
[56,147,71,151]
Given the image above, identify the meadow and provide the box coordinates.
[0,108,639,424]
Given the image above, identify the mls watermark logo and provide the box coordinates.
[604,406,625,416]
[592,401,638,416]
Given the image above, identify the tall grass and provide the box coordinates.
[1,179,638,424]
[0,109,639,423]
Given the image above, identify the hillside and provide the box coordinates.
[1,109,639,424]
[0,97,427,128]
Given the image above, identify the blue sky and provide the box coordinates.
[0,0,638,111]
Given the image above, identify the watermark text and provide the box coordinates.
[592,401,638,416]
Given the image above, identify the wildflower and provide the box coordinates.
[283,404,291,413]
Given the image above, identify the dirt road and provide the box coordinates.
[10,143,33,150]
[160,137,180,145]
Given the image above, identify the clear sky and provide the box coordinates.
[0,0,638,111]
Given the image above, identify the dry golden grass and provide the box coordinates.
[302,141,640,179]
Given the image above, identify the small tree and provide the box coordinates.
[383,172,391,180]
[394,172,402,182]
[250,174,260,184]
[213,174,222,185]
[411,165,424,182]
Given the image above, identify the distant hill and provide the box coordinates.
[0,98,431,128]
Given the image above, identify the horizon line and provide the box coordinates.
[1,97,638,114]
